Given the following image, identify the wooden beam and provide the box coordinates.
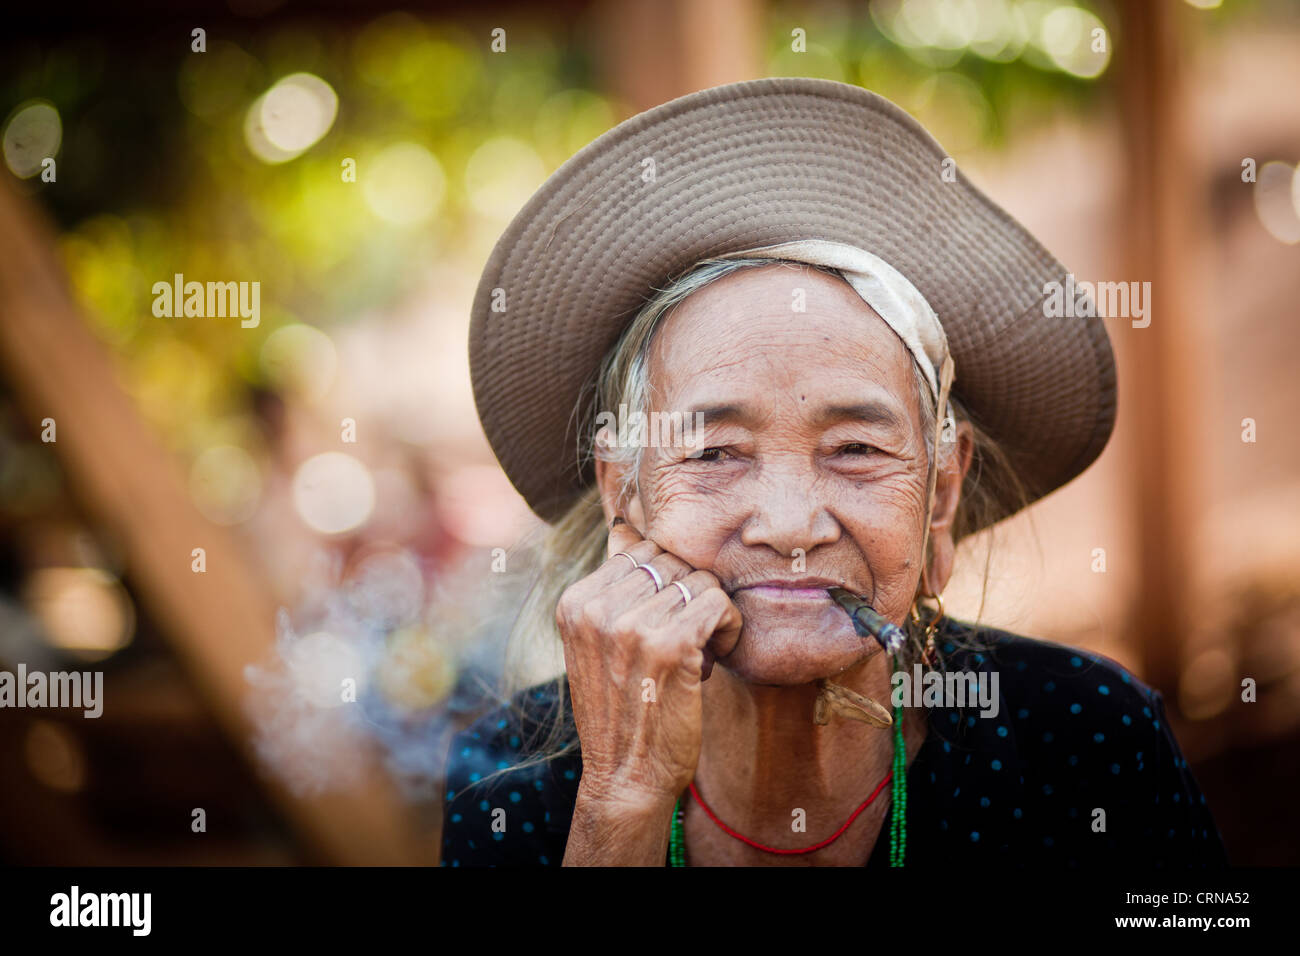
[0,177,427,865]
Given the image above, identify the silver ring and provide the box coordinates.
[637,562,664,592]
[613,551,639,570]
[672,580,693,605]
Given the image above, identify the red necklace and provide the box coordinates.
[686,770,893,855]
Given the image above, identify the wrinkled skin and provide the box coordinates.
[559,263,973,865]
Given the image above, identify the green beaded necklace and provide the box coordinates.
[669,651,907,867]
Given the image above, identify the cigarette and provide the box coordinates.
[827,587,907,654]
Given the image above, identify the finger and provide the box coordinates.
[648,569,715,614]
[704,597,744,661]
[669,580,744,660]
[591,540,660,591]
[641,570,728,681]
[649,584,741,683]
[586,520,662,590]
[608,548,697,609]
[605,517,647,560]
[625,559,708,628]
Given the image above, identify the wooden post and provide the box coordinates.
[1116,3,1202,699]
[593,0,762,113]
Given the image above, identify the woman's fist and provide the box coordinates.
[554,518,742,806]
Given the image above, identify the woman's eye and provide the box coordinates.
[691,447,729,461]
[839,442,877,456]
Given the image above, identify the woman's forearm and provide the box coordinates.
[562,781,676,866]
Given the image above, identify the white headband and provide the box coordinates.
[715,239,953,412]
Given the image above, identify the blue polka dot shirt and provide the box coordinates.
[440,617,1228,867]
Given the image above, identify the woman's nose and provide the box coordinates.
[737,467,841,557]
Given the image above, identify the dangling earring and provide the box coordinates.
[910,587,945,668]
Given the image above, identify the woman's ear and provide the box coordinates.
[594,429,647,531]
[926,420,974,593]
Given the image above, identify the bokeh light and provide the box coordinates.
[22,567,135,661]
[24,721,87,794]
[1179,646,1238,721]
[3,100,61,179]
[245,72,338,164]
[361,142,446,226]
[464,136,546,221]
[190,445,263,526]
[1254,161,1300,244]
[291,452,375,534]
[969,0,1028,62]
[897,0,981,50]
[869,0,1110,78]
[909,71,994,154]
[375,626,455,711]
[260,323,338,404]
[1039,5,1110,78]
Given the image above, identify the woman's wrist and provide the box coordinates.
[562,779,677,866]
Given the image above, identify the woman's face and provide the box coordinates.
[603,263,958,686]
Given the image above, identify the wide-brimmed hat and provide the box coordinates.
[469,77,1116,530]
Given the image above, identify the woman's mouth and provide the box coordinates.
[732,578,843,602]
[741,585,833,601]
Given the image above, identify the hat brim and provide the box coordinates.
[469,77,1117,530]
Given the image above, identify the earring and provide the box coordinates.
[910,589,945,668]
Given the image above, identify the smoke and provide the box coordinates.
[243,544,524,801]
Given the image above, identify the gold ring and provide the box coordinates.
[672,580,693,605]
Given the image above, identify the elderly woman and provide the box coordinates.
[441,78,1226,866]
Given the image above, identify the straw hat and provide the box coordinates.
[469,77,1116,530]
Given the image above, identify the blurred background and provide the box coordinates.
[0,0,1296,865]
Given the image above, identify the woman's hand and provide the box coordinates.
[557,518,742,864]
